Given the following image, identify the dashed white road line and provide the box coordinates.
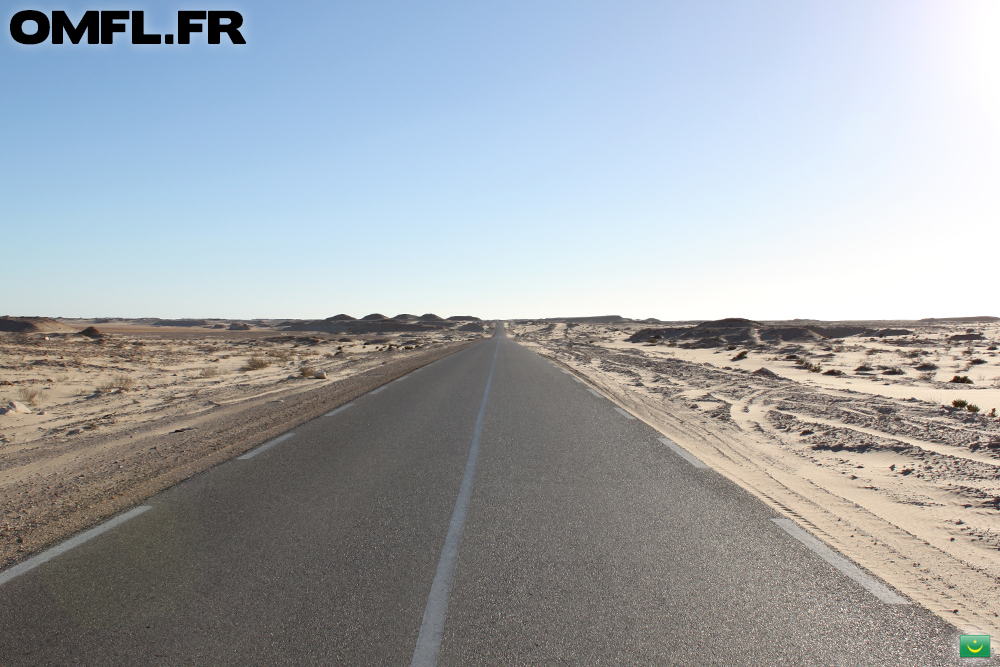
[396,374,410,382]
[587,389,602,398]
[657,437,708,469]
[371,385,387,394]
[0,506,153,586]
[324,403,354,417]
[238,433,296,460]
[771,518,909,605]
[613,407,636,420]
[571,376,584,384]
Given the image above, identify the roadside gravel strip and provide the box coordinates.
[0,340,478,571]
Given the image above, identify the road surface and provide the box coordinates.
[0,325,968,665]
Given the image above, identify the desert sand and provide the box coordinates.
[508,316,1000,636]
[0,315,491,571]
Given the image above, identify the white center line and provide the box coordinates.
[324,403,354,417]
[0,505,152,586]
[771,518,909,605]
[410,341,500,667]
[613,407,636,420]
[657,437,708,469]
[238,433,296,460]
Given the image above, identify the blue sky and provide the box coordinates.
[3,1,997,321]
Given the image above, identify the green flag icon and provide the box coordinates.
[960,635,990,658]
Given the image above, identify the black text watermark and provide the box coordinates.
[9,10,245,45]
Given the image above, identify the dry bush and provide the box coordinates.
[96,375,135,392]
[243,357,270,371]
[15,387,43,405]
[299,366,316,378]
[199,367,223,378]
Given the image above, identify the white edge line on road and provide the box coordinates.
[771,518,909,605]
[410,340,500,667]
[396,374,409,382]
[657,437,708,469]
[613,407,636,420]
[587,388,602,398]
[572,376,584,384]
[324,402,354,417]
[238,433,296,460]
[0,505,152,586]
[371,385,386,394]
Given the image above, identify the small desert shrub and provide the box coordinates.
[950,375,973,384]
[726,345,737,351]
[919,371,936,381]
[323,352,335,358]
[97,375,135,392]
[988,345,998,351]
[915,362,938,371]
[199,367,223,378]
[798,361,821,373]
[15,387,42,405]
[883,366,905,376]
[732,350,748,361]
[299,366,316,378]
[988,408,997,418]
[967,404,980,413]
[784,354,799,360]
[952,399,968,408]
[243,356,270,371]
[855,363,874,372]
[970,358,987,365]
[822,369,844,377]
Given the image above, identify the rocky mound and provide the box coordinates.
[361,313,388,320]
[447,315,481,321]
[228,323,252,330]
[327,314,357,321]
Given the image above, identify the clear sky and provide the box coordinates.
[3,1,997,321]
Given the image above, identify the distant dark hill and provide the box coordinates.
[544,315,629,323]
[0,316,73,333]
[154,319,209,327]
[694,318,761,329]
[629,317,913,347]
[919,316,999,323]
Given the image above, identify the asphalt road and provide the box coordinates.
[0,325,972,666]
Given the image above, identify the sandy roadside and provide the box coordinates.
[509,319,1000,636]
[0,335,482,571]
